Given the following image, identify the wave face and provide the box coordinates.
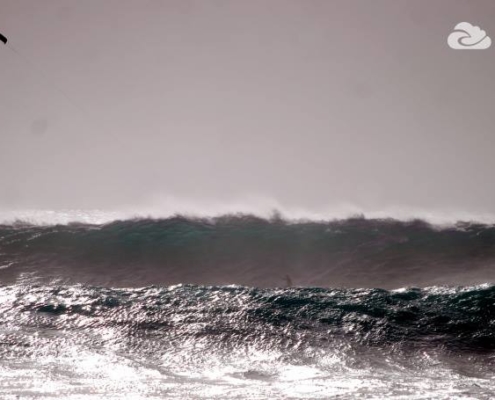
[0,284,494,398]
[1,215,495,288]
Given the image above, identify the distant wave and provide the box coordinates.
[1,215,495,288]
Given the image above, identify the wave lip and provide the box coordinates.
[2,204,495,226]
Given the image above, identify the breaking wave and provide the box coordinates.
[1,215,495,288]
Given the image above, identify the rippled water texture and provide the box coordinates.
[0,284,494,399]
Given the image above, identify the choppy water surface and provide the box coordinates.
[0,283,494,399]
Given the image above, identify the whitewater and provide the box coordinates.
[0,211,494,399]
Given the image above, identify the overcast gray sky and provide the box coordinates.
[1,0,495,219]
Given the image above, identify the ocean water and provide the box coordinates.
[0,215,494,399]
